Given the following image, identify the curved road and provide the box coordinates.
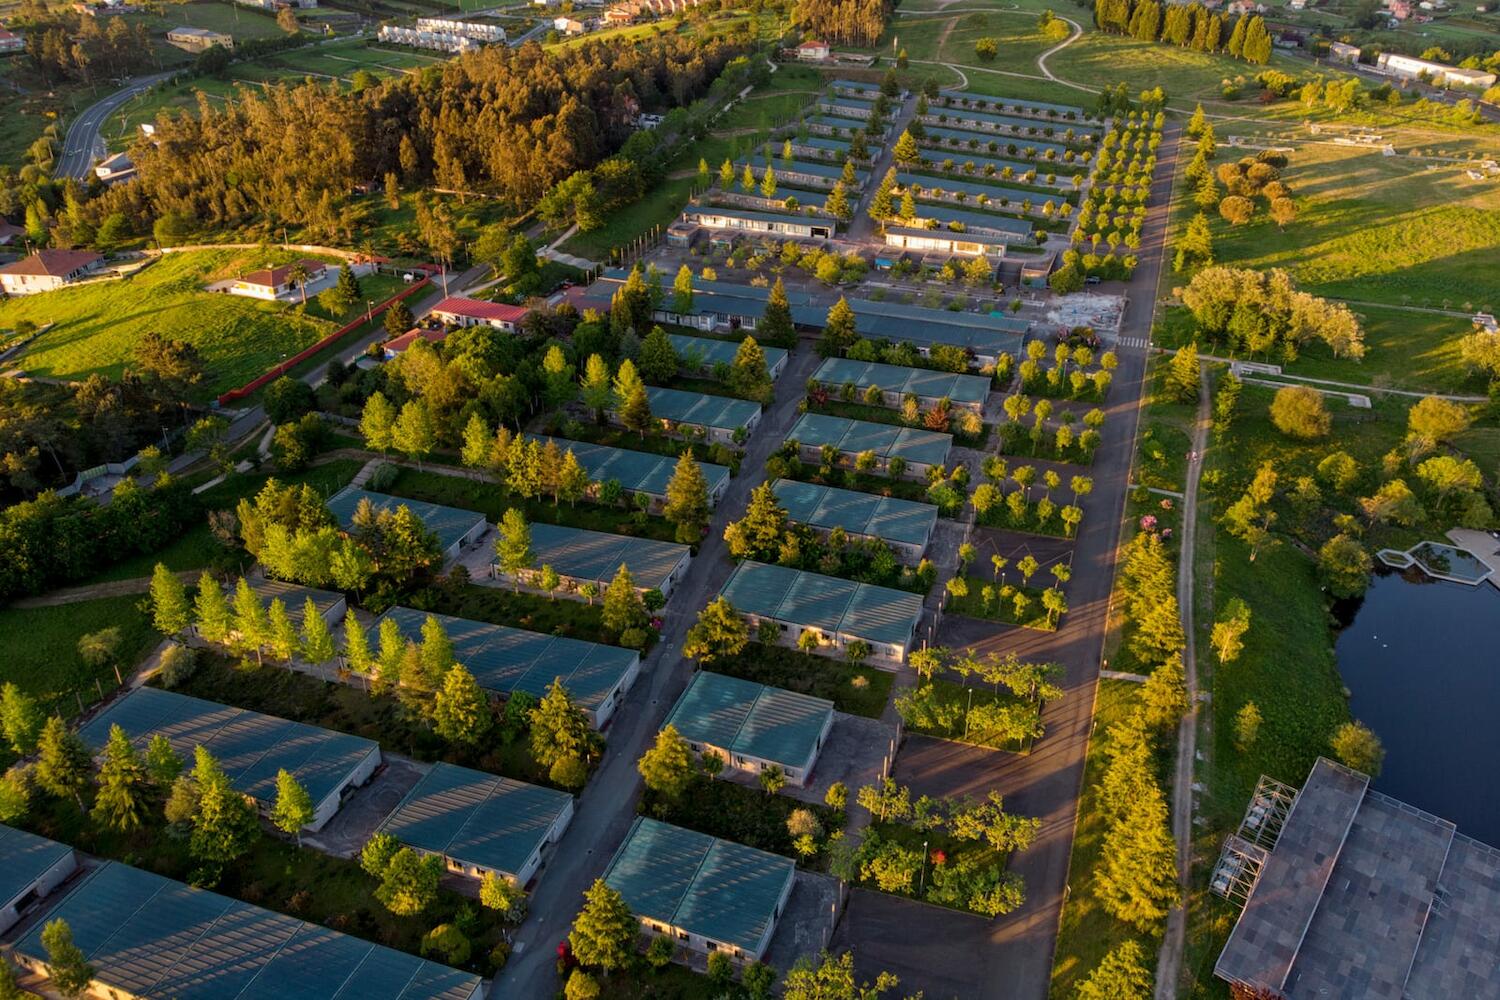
[56,72,174,180]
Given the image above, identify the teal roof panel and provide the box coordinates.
[645,386,762,433]
[526,435,730,499]
[326,487,485,553]
[526,522,690,590]
[721,561,923,647]
[771,478,936,548]
[0,824,72,909]
[667,333,788,375]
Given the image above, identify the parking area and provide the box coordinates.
[832,887,995,1000]
[303,755,427,858]
[762,871,842,974]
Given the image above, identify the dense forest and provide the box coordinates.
[11,0,156,84]
[793,0,892,47]
[77,33,754,237]
[1093,0,1273,65]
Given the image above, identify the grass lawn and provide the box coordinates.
[425,583,624,649]
[1133,351,1197,494]
[384,466,681,544]
[166,653,558,787]
[0,596,157,718]
[91,459,364,583]
[561,174,700,262]
[1048,679,1160,998]
[945,575,1057,631]
[16,795,508,972]
[5,250,392,398]
[1044,32,1311,106]
[1192,142,1500,312]
[705,643,894,718]
[641,776,839,863]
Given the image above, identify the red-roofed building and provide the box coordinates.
[0,249,104,295]
[382,327,448,360]
[429,296,531,332]
[796,39,830,61]
[0,219,24,246]
[229,258,329,300]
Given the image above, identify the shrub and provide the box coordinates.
[421,923,472,966]
[157,643,199,689]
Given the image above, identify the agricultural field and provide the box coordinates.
[2,249,404,397]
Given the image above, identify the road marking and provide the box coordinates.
[1118,335,1151,349]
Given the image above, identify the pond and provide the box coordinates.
[1334,569,1500,843]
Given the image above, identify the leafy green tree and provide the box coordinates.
[530,678,593,770]
[683,596,749,664]
[1139,655,1189,731]
[36,717,91,808]
[639,326,679,384]
[615,359,653,436]
[40,919,94,998]
[433,666,490,744]
[663,451,710,543]
[0,954,26,1000]
[392,399,436,467]
[672,264,695,315]
[1165,343,1200,402]
[271,768,314,845]
[360,391,397,453]
[0,683,43,756]
[376,846,443,915]
[480,870,527,921]
[1269,385,1330,439]
[759,277,796,348]
[149,563,191,636]
[189,745,259,864]
[93,723,149,832]
[638,724,695,798]
[145,734,182,789]
[266,598,298,663]
[581,354,615,422]
[495,508,535,589]
[602,564,647,636]
[300,598,336,664]
[1093,783,1178,931]
[569,878,636,973]
[730,335,772,401]
[893,129,919,163]
[1318,533,1372,599]
[724,482,788,560]
[780,951,899,1000]
[1075,940,1153,1000]
[566,969,601,1000]
[1210,597,1251,664]
[1331,720,1384,776]
[822,296,858,357]
[1234,701,1263,750]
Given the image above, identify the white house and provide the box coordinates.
[0,249,104,296]
[228,258,329,301]
[429,295,532,332]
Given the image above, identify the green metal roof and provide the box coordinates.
[380,762,571,880]
[13,862,481,1000]
[664,671,833,770]
[526,435,729,499]
[80,688,377,811]
[720,560,923,647]
[788,412,952,468]
[0,824,71,907]
[603,817,795,953]
[519,522,690,590]
[326,487,486,553]
[666,333,788,376]
[377,606,638,713]
[645,386,762,433]
[812,357,991,406]
[772,478,937,548]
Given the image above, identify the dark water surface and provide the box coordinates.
[1334,569,1500,843]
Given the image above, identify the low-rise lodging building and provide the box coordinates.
[663,671,834,786]
[192,578,347,649]
[526,435,731,508]
[772,478,937,564]
[1328,40,1360,63]
[326,486,489,563]
[847,297,1027,367]
[643,385,762,444]
[795,39,829,60]
[94,150,135,184]
[0,249,103,295]
[379,762,573,887]
[229,258,328,300]
[1375,51,1496,89]
[166,25,233,51]
[12,861,484,999]
[788,412,952,479]
[735,155,868,190]
[603,816,796,964]
[666,333,788,381]
[429,296,531,332]
[376,607,640,727]
[384,327,447,359]
[81,687,381,833]
[1214,757,1500,999]
[811,357,991,412]
[937,90,1090,121]
[680,206,835,240]
[0,825,76,934]
[720,560,925,664]
[817,95,878,120]
[492,522,692,599]
[883,225,1013,259]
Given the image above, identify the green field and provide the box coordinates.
[0,595,157,719]
[4,250,403,397]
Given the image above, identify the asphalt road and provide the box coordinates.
[832,123,1184,1000]
[55,72,174,180]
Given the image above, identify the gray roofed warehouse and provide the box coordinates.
[603,816,796,962]
[645,385,762,436]
[788,412,952,471]
[380,761,574,886]
[0,824,75,933]
[812,357,992,408]
[497,522,692,596]
[663,670,834,784]
[525,435,730,504]
[326,486,488,561]
[376,606,640,726]
[80,687,379,832]
[11,862,482,1000]
[772,478,937,559]
[667,333,788,380]
[720,560,924,663]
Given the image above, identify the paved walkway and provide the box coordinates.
[10,569,198,609]
[1154,364,1212,998]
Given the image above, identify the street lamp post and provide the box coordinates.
[919,840,929,894]
[366,299,374,325]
